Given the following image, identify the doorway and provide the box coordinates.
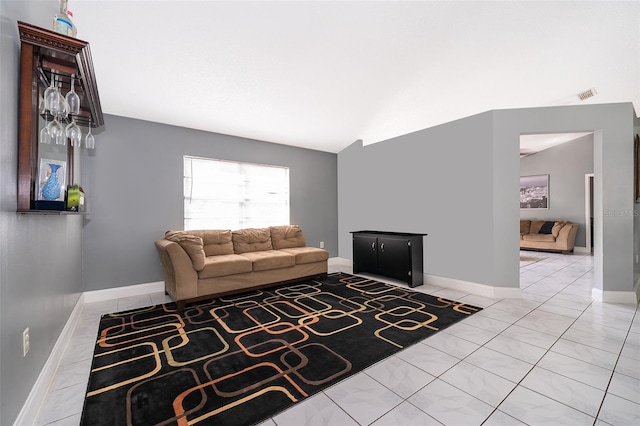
[585,173,594,253]
[519,132,595,284]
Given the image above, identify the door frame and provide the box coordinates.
[585,173,594,253]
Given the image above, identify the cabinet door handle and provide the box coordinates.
[371,241,376,251]
[380,242,385,252]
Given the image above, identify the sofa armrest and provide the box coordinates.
[556,224,578,250]
[154,238,199,301]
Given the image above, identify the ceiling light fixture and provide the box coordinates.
[577,87,598,101]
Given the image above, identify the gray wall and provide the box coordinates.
[338,103,636,295]
[494,103,636,293]
[634,119,640,287]
[338,112,502,287]
[520,134,594,247]
[81,114,338,291]
[0,3,84,425]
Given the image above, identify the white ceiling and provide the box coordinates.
[70,0,640,153]
[520,132,592,157]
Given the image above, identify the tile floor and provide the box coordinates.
[35,252,639,425]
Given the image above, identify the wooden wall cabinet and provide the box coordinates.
[17,21,103,213]
[351,231,427,288]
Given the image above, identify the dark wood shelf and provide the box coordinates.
[17,209,87,215]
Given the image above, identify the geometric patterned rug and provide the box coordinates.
[80,272,481,425]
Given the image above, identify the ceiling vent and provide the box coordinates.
[578,88,597,101]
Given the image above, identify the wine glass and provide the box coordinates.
[65,75,80,115]
[57,82,69,119]
[38,95,46,114]
[65,117,82,147]
[85,119,95,149]
[39,125,51,144]
[47,115,66,145]
[43,72,59,113]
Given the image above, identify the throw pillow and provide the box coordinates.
[164,231,206,271]
[539,221,555,234]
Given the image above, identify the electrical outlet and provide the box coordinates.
[320,241,325,249]
[636,254,639,264]
[23,328,30,356]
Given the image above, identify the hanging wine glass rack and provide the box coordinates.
[17,21,104,213]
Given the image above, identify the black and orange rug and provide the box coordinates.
[80,272,481,425]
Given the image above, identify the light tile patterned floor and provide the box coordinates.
[35,252,640,425]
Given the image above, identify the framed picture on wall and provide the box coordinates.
[635,134,640,203]
[520,174,549,209]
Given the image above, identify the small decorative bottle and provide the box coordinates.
[52,0,74,37]
[66,10,78,38]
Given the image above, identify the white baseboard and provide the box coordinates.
[574,246,591,254]
[592,279,640,305]
[14,294,85,426]
[83,281,165,303]
[16,282,165,425]
[85,260,348,303]
[425,273,522,299]
[332,257,521,299]
[328,257,352,268]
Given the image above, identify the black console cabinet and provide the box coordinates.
[351,231,427,287]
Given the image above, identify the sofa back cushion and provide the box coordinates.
[270,225,306,249]
[520,220,531,234]
[232,228,273,253]
[164,230,206,271]
[530,220,546,234]
[185,230,235,256]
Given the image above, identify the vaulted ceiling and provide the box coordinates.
[71,1,639,153]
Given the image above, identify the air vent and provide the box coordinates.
[578,88,597,101]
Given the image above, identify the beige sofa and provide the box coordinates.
[154,225,329,309]
[520,220,578,254]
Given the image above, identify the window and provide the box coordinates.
[183,156,290,230]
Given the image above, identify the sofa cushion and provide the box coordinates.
[164,230,205,271]
[232,228,273,253]
[203,230,234,256]
[280,247,329,265]
[530,220,546,234]
[199,254,252,279]
[520,220,531,234]
[270,225,306,249]
[522,234,556,242]
[186,229,234,256]
[239,250,295,271]
[552,221,566,238]
[539,221,555,234]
